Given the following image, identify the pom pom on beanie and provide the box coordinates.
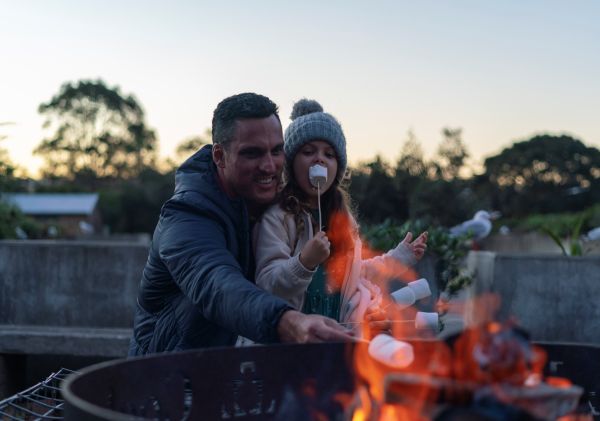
[290,99,323,120]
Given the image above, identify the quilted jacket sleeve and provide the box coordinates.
[157,200,292,344]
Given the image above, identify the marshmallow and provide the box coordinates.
[368,334,414,368]
[309,164,328,188]
[408,278,431,300]
[415,312,439,330]
[390,286,416,309]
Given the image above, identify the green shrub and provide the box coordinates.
[506,204,600,237]
[361,218,473,296]
[0,200,42,239]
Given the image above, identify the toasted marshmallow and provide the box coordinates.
[309,164,328,188]
[390,286,416,309]
[415,312,439,330]
[368,334,414,368]
[408,278,431,300]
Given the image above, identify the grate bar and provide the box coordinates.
[0,368,77,420]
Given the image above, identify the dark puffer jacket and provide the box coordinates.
[129,145,291,354]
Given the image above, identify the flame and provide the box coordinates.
[558,415,594,421]
[325,211,417,295]
[380,404,422,421]
[348,317,580,420]
[546,376,573,388]
[310,211,582,419]
[352,408,366,421]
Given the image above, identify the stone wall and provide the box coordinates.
[0,240,150,398]
[465,252,600,344]
[0,240,148,329]
[481,232,600,255]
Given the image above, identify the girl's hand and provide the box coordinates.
[400,231,428,261]
[364,305,391,339]
[299,231,331,270]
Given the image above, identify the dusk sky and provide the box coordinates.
[1,0,599,176]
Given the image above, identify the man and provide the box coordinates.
[129,93,354,355]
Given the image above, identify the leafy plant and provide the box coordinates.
[0,200,42,239]
[540,211,589,256]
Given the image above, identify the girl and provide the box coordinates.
[253,99,427,333]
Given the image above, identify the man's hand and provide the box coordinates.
[299,231,330,270]
[278,310,355,343]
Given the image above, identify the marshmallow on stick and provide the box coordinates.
[415,311,439,330]
[390,286,416,309]
[309,164,328,230]
[309,164,328,187]
[407,278,432,300]
[368,334,414,368]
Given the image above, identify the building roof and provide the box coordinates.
[1,193,99,216]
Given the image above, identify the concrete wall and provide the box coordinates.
[0,240,150,397]
[466,252,600,344]
[481,232,600,255]
[0,240,148,328]
[2,241,597,347]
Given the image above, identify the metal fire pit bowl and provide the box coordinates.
[62,341,600,421]
[62,342,356,421]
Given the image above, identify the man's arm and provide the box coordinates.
[159,204,291,343]
[159,202,354,345]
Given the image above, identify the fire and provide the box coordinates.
[349,302,582,420]
[546,377,573,389]
[318,212,583,419]
[352,408,366,421]
[325,211,417,295]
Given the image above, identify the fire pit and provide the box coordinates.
[63,342,355,420]
[62,340,599,420]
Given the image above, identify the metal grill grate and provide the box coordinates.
[0,368,76,421]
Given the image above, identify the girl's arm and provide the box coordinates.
[360,232,427,284]
[254,209,315,310]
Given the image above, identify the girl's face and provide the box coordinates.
[293,140,338,207]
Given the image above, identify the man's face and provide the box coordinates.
[214,114,284,206]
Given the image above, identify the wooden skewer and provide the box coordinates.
[317,182,322,230]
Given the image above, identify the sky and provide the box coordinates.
[1,0,599,177]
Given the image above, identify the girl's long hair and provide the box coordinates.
[279,164,357,290]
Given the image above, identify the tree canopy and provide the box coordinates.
[484,134,600,215]
[35,80,157,179]
[0,122,17,190]
[175,129,211,160]
[435,127,470,180]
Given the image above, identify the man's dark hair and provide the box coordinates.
[212,93,280,148]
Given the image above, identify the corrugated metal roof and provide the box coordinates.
[1,193,99,216]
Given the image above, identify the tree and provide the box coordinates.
[396,129,426,177]
[176,129,211,160]
[408,178,479,226]
[349,156,403,224]
[483,134,600,216]
[393,130,427,221]
[35,80,157,179]
[0,122,17,190]
[435,127,469,180]
[98,167,175,234]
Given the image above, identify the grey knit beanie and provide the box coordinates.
[284,99,347,180]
